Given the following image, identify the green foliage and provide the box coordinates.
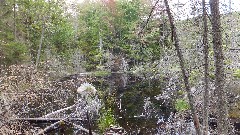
[233,69,240,78]
[76,0,165,70]
[189,69,201,85]
[50,20,75,55]
[0,0,14,41]
[177,90,184,95]
[98,108,117,133]
[175,99,190,112]
[209,73,215,80]
[121,90,143,116]
[1,42,29,65]
[93,70,111,77]
[9,0,74,62]
[76,2,105,70]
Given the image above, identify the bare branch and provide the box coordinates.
[41,104,76,118]
[36,119,66,135]
[138,0,160,36]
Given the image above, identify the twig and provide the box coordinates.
[36,118,98,135]
[229,48,240,51]
[41,104,76,118]
[36,118,67,135]
[13,118,84,122]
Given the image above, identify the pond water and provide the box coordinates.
[92,73,176,134]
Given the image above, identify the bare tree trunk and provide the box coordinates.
[163,0,201,134]
[87,111,93,135]
[99,35,103,66]
[202,0,210,134]
[36,17,45,69]
[209,0,228,134]
[13,0,17,41]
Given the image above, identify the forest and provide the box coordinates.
[0,0,240,134]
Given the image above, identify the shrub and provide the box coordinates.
[1,41,29,65]
[98,108,117,133]
[175,99,190,112]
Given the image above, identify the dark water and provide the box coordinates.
[94,73,175,134]
[59,73,173,134]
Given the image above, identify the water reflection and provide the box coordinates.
[104,73,175,134]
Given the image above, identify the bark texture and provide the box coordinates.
[163,0,201,134]
[36,17,45,69]
[202,0,210,134]
[209,0,228,134]
[14,0,17,41]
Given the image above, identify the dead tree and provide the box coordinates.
[209,0,228,134]
[163,0,201,134]
[202,0,210,134]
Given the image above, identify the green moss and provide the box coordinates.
[93,70,111,77]
[229,102,240,118]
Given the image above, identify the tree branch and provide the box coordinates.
[41,104,76,118]
[36,118,67,135]
[138,0,160,36]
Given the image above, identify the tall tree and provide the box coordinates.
[35,17,45,69]
[77,0,143,70]
[209,0,228,134]
[163,0,201,134]
[202,0,210,134]
[14,0,17,41]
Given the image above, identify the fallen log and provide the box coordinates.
[13,118,85,124]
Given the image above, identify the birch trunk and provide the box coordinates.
[209,0,228,134]
[163,0,201,134]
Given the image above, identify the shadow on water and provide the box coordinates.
[95,72,176,134]
[55,72,175,134]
